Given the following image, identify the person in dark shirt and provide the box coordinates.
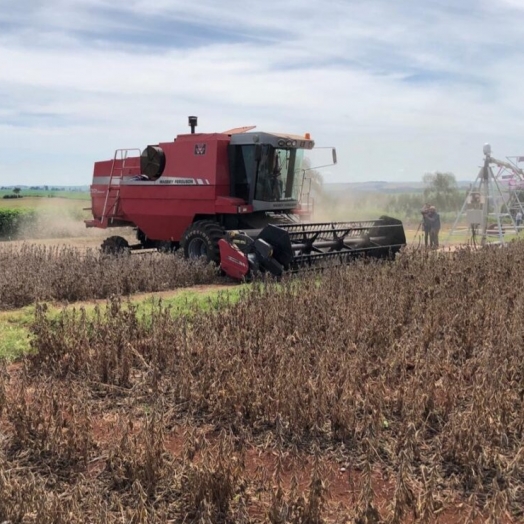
[426,206,441,248]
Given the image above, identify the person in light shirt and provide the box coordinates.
[516,210,523,230]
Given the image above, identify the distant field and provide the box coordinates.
[0,189,90,200]
[0,195,89,210]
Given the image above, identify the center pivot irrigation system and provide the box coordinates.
[86,117,407,280]
[447,144,524,247]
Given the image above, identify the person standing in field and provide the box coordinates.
[516,210,523,230]
[426,206,441,248]
[421,203,431,248]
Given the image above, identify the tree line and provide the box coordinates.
[385,172,465,219]
[309,166,467,221]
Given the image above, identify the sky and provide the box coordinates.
[1,0,524,186]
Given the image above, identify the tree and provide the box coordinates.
[12,187,21,195]
[386,193,425,219]
[422,172,461,212]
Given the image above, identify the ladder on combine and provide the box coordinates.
[100,148,141,225]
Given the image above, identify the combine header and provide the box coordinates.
[86,117,406,280]
[219,218,406,280]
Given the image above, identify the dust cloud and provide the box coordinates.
[10,197,132,243]
[17,212,102,240]
[308,190,391,223]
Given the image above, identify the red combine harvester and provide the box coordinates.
[86,117,406,280]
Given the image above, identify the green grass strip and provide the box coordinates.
[0,285,247,361]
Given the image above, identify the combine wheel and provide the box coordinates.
[181,220,225,264]
[101,236,130,255]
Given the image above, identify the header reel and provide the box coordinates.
[218,216,406,280]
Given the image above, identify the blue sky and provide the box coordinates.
[2,0,524,185]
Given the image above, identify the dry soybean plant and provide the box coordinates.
[0,243,218,309]
[2,243,524,521]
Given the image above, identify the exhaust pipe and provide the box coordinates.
[188,116,198,134]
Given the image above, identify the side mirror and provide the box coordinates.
[332,148,337,165]
[255,144,262,161]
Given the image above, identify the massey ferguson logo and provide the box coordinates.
[194,144,206,156]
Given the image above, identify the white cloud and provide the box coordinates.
[1,0,524,187]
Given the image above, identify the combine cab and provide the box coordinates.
[86,117,406,280]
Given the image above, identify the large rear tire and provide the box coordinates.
[101,236,130,255]
[180,220,225,264]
